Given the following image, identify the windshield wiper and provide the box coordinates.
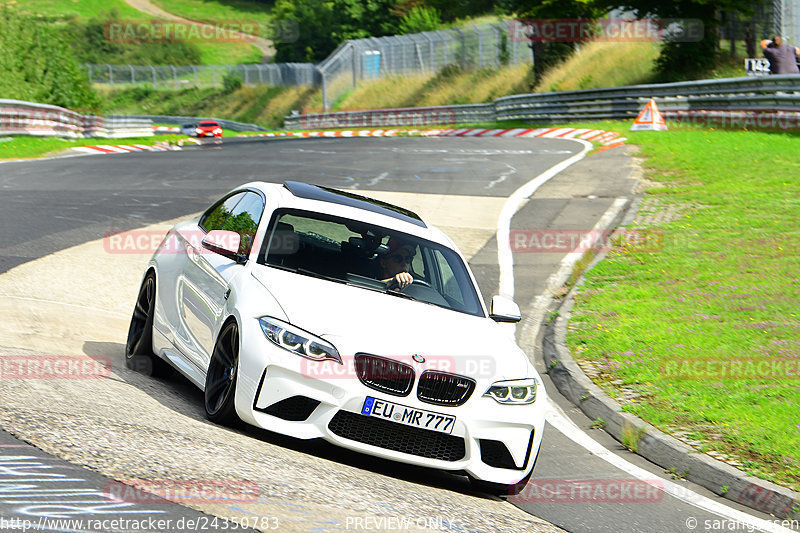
[296,268,346,284]
[384,288,415,300]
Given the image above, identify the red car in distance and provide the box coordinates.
[195,120,223,138]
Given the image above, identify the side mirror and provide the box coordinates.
[201,230,245,263]
[489,295,521,323]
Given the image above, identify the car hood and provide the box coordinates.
[251,266,531,381]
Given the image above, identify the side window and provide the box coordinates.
[222,192,264,254]
[199,191,264,254]
[200,192,245,232]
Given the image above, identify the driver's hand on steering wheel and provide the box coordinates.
[392,272,413,289]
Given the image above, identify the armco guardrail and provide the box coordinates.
[0,99,154,139]
[284,104,494,129]
[112,114,268,132]
[284,75,800,129]
[0,99,104,138]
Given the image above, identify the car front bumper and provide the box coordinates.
[234,319,546,485]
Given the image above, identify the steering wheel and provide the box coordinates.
[386,277,431,290]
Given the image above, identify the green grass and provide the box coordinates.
[17,0,144,19]
[564,122,800,491]
[149,0,274,37]
[102,84,317,129]
[535,41,660,92]
[193,43,263,65]
[16,0,263,65]
[0,134,179,160]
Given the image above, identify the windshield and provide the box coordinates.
[258,209,485,317]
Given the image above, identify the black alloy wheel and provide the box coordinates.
[125,272,169,376]
[204,320,241,426]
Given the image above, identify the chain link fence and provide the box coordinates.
[85,63,319,90]
[85,20,531,109]
[317,22,531,109]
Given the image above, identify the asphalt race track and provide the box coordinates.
[0,136,788,533]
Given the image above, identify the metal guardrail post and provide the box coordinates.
[454,28,466,70]
[473,25,483,68]
[321,69,329,112]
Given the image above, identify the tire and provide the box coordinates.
[125,272,170,377]
[204,320,241,426]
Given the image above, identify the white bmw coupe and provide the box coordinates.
[126,181,545,494]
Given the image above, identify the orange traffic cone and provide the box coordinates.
[631,99,668,131]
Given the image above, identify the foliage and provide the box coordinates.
[272,0,340,62]
[504,0,604,83]
[0,7,100,111]
[504,0,762,81]
[272,0,503,62]
[399,6,442,34]
[61,12,203,66]
[222,72,244,93]
[424,0,498,22]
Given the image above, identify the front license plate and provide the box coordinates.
[361,397,455,434]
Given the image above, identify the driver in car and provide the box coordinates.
[380,238,415,289]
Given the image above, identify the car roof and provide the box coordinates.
[238,181,457,249]
[283,181,425,228]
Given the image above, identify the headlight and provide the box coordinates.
[213,128,222,134]
[483,379,537,405]
[258,317,341,364]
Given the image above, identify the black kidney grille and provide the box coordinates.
[354,353,414,397]
[417,370,476,406]
[328,410,465,461]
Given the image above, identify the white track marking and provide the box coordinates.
[496,138,792,532]
[496,139,593,298]
[545,401,793,533]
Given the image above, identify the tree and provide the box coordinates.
[0,7,99,110]
[592,0,762,80]
[505,0,604,83]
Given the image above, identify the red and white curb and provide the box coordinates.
[71,127,626,156]
[71,142,176,155]
[240,127,626,149]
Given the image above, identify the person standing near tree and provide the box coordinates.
[760,35,800,74]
